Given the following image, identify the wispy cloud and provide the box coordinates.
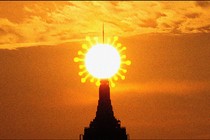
[113,80,210,95]
[0,1,210,49]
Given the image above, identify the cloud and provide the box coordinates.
[138,18,158,28]
[113,80,210,95]
[185,13,200,19]
[197,24,210,32]
[0,1,210,49]
[195,1,210,8]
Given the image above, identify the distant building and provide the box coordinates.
[80,80,128,140]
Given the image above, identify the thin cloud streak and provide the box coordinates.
[113,80,210,95]
[0,38,84,50]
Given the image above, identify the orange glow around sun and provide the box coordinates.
[74,36,131,87]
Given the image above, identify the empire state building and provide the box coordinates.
[80,80,128,140]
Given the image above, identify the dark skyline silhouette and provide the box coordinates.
[82,80,128,140]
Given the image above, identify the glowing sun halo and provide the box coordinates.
[74,36,131,87]
[85,44,120,79]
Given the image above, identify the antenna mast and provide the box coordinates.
[103,23,104,44]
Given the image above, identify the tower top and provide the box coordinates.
[100,79,108,85]
[82,80,128,140]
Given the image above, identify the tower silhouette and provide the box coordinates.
[81,80,128,140]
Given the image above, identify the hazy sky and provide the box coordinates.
[0,1,210,139]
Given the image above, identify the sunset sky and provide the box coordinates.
[0,1,210,139]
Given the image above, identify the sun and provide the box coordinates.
[85,44,120,79]
[74,36,131,87]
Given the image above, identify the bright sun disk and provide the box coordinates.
[85,44,120,79]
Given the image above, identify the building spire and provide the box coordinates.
[103,23,104,44]
[82,80,128,140]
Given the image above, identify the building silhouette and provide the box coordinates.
[80,80,128,140]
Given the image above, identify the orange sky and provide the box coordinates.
[0,1,210,139]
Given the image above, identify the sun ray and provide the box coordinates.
[123,60,131,65]
[109,79,115,87]
[120,68,127,73]
[90,77,95,83]
[74,57,83,62]
[74,36,131,87]
[86,36,93,46]
[111,36,118,46]
[79,64,85,69]
[117,73,125,80]
[81,74,90,83]
[121,55,126,59]
[119,46,126,52]
[78,50,85,56]
[113,75,118,81]
[79,70,86,76]
[82,44,90,50]
[116,43,122,49]
[93,37,99,44]
[96,79,100,86]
